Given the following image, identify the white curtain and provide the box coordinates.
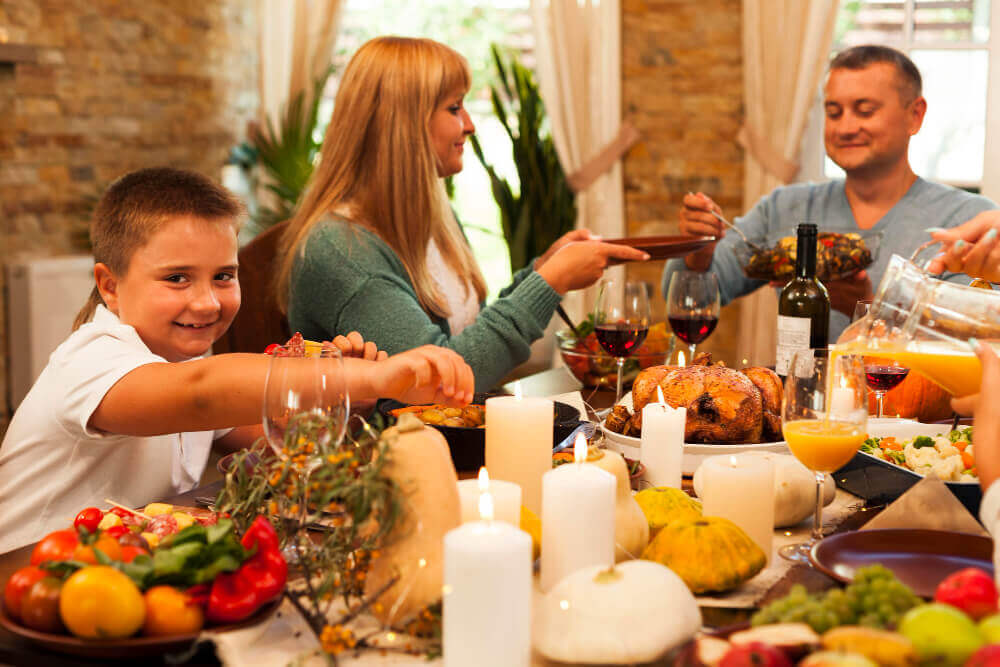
[257,0,343,127]
[737,0,841,366]
[531,0,635,324]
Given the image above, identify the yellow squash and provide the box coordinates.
[634,487,703,538]
[640,516,766,594]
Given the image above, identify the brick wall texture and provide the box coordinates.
[622,0,747,366]
[0,0,258,431]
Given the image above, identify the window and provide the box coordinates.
[322,0,534,297]
[805,0,999,198]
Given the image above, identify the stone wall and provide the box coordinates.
[0,0,259,432]
[622,0,747,365]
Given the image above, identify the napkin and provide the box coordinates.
[859,475,989,536]
[547,391,588,421]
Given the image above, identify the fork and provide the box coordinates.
[707,209,765,252]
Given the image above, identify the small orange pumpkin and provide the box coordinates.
[870,370,953,422]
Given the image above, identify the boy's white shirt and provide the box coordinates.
[0,305,228,553]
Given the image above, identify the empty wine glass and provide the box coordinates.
[263,346,349,461]
[666,271,720,364]
[780,349,867,563]
[592,279,651,403]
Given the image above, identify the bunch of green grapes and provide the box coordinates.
[751,565,921,633]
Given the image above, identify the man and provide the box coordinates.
[662,45,996,341]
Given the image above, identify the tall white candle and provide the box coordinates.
[457,468,521,526]
[540,434,616,591]
[700,454,775,562]
[444,492,532,667]
[640,386,686,488]
[484,391,553,514]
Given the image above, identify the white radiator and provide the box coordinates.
[6,255,95,410]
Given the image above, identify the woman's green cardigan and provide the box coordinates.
[287,218,563,392]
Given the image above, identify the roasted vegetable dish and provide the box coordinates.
[391,404,486,428]
[741,232,875,282]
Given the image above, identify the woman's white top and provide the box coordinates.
[427,238,480,335]
[0,306,225,553]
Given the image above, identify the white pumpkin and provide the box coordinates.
[588,448,650,561]
[534,560,701,664]
[692,451,836,528]
[364,414,460,625]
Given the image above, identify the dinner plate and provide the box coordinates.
[599,393,789,475]
[0,597,281,659]
[809,529,994,598]
[835,419,982,516]
[604,235,717,263]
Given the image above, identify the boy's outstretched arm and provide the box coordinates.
[90,346,473,437]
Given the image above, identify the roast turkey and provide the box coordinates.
[626,354,783,443]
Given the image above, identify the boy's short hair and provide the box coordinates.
[73,167,245,330]
[829,44,922,103]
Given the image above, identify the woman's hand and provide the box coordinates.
[536,241,650,294]
[369,345,474,407]
[927,211,1000,283]
[328,331,388,361]
[535,229,602,270]
[950,340,1000,490]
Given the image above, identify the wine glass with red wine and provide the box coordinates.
[666,271,720,364]
[592,279,651,403]
[852,300,909,418]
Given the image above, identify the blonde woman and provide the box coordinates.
[276,37,647,391]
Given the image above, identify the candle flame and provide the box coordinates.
[678,349,686,366]
[513,381,523,400]
[656,385,666,409]
[729,455,739,466]
[479,490,495,521]
[478,467,490,492]
[573,432,587,463]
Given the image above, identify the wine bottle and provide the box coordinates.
[775,223,830,376]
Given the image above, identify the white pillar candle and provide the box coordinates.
[700,454,775,562]
[484,392,553,514]
[830,385,855,418]
[444,492,532,667]
[457,468,522,526]
[640,386,686,488]
[540,434,616,592]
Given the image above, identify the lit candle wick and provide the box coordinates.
[573,432,587,464]
[479,490,495,522]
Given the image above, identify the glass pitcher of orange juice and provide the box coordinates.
[836,254,1000,397]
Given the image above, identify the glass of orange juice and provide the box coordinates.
[780,349,867,563]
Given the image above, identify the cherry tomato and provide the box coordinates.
[119,545,148,563]
[73,507,103,535]
[30,529,79,565]
[104,525,129,540]
[3,566,48,621]
[21,577,65,633]
[264,343,281,355]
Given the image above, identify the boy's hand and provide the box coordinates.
[371,346,474,406]
[328,331,387,361]
[951,340,1000,490]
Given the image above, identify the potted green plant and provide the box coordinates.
[471,45,576,273]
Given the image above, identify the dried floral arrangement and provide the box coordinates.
[214,414,442,661]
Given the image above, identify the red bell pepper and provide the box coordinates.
[206,517,287,624]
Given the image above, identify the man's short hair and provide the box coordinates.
[830,44,922,103]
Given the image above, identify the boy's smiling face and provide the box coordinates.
[97,215,240,362]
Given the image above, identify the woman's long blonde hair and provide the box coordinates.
[275,36,487,318]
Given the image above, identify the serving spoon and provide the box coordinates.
[686,192,763,252]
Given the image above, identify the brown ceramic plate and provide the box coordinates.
[809,529,994,598]
[0,597,280,659]
[604,235,717,263]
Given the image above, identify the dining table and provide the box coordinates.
[0,365,898,666]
